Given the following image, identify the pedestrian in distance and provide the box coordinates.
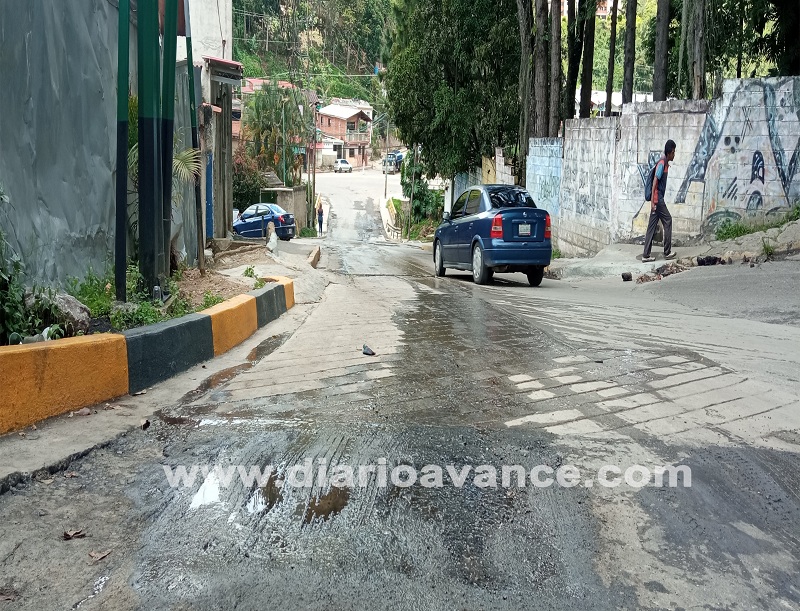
[642,139,677,263]
[316,201,324,236]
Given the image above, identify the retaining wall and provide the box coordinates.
[526,77,800,256]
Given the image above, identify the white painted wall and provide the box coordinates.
[176,0,233,63]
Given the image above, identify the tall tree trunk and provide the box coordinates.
[579,0,596,118]
[692,0,706,98]
[653,0,670,100]
[736,4,743,78]
[534,0,550,137]
[549,0,562,135]
[678,0,690,94]
[517,0,534,185]
[564,0,586,120]
[622,0,637,103]
[604,0,619,116]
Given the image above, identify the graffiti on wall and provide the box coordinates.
[674,78,800,229]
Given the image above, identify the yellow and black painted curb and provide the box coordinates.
[0,277,294,434]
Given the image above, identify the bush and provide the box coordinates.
[67,267,115,317]
[1,231,67,345]
[233,147,264,208]
[110,300,164,330]
[299,227,317,237]
[200,292,225,310]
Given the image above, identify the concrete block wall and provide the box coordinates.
[616,100,709,241]
[524,77,800,256]
[558,117,618,256]
[494,148,517,185]
[526,138,563,244]
[695,78,800,232]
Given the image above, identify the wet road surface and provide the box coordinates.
[1,169,799,609]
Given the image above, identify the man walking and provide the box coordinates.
[642,139,677,262]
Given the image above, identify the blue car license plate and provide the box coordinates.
[518,223,531,236]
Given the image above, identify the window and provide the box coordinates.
[347,121,356,131]
[349,148,355,158]
[327,118,331,127]
[488,188,536,208]
[465,190,482,216]
[451,191,469,218]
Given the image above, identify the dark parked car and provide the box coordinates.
[433,185,552,286]
[233,203,296,240]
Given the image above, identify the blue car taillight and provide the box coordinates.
[490,214,503,239]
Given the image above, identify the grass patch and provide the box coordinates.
[243,265,256,278]
[199,292,225,310]
[762,237,775,260]
[552,247,563,259]
[67,267,115,317]
[299,227,317,238]
[715,203,800,241]
[254,278,266,289]
[70,263,231,331]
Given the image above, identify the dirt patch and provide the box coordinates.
[213,246,272,269]
[175,269,252,310]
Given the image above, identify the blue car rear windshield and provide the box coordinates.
[268,205,288,214]
[488,189,536,208]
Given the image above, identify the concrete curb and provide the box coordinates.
[0,335,129,435]
[0,279,294,434]
[307,246,321,268]
[124,313,214,394]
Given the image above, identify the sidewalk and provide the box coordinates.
[550,218,800,280]
[549,243,711,280]
[0,242,329,493]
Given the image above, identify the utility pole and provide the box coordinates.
[282,102,287,185]
[137,0,161,295]
[383,117,390,199]
[161,0,179,284]
[185,0,205,274]
[312,105,318,224]
[407,145,417,241]
[115,0,130,302]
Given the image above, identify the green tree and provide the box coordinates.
[244,84,310,186]
[386,0,520,179]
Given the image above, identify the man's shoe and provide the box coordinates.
[664,251,676,260]
[642,256,656,263]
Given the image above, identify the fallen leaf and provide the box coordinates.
[103,404,116,411]
[89,549,111,562]
[75,407,91,417]
[63,529,86,540]
[17,432,26,438]
[133,389,147,396]
[64,471,79,479]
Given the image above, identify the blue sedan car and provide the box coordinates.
[433,185,552,286]
[233,204,296,240]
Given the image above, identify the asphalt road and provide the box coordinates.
[1,168,799,610]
